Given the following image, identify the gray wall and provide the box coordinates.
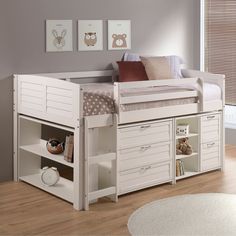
[0,0,200,181]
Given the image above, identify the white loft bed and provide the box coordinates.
[14,69,225,127]
[13,69,225,210]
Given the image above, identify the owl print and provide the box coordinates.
[84,32,97,47]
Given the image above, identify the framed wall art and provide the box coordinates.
[46,20,73,52]
[78,20,103,51]
[108,20,131,50]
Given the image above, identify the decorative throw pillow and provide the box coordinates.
[117,61,149,82]
[123,53,183,79]
[140,56,173,80]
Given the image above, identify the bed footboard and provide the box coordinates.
[14,74,81,127]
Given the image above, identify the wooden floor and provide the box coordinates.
[1,145,236,236]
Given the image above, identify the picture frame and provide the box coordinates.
[46,20,73,52]
[78,20,103,51]
[108,20,131,50]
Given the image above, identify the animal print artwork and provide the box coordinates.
[108,20,131,50]
[52,29,67,49]
[112,34,127,48]
[46,20,73,52]
[84,32,97,46]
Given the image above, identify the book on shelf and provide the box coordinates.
[176,160,185,177]
[64,134,74,163]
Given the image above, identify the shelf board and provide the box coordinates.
[20,140,74,168]
[176,171,200,180]
[89,152,116,165]
[176,133,198,139]
[19,173,73,203]
[176,152,198,160]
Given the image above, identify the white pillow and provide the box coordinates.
[123,52,183,79]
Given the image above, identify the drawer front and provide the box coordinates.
[202,157,220,171]
[119,162,172,194]
[202,141,220,159]
[201,140,220,171]
[118,120,172,149]
[201,113,220,143]
[119,142,172,171]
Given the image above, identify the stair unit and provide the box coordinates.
[84,115,118,210]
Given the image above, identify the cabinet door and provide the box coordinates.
[201,113,221,143]
[201,141,221,171]
[200,112,222,172]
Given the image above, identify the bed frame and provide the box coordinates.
[13,69,225,210]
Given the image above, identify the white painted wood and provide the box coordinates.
[118,104,199,124]
[120,91,198,105]
[176,152,198,160]
[115,77,200,90]
[176,171,200,180]
[88,186,116,201]
[36,70,113,80]
[119,142,172,171]
[85,114,113,128]
[17,74,80,127]
[20,139,74,168]
[201,113,220,143]
[176,133,198,139]
[118,121,172,149]
[19,115,74,132]
[20,173,73,203]
[13,75,19,181]
[84,114,118,210]
[89,153,116,165]
[119,162,172,194]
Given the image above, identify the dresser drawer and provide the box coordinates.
[202,141,219,157]
[119,141,172,171]
[201,114,220,143]
[202,156,220,171]
[201,140,220,171]
[119,162,172,194]
[118,120,172,149]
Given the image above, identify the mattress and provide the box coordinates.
[82,82,222,116]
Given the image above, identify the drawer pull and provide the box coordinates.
[207,142,215,148]
[207,115,215,120]
[140,165,152,173]
[145,165,152,170]
[140,145,151,151]
[140,125,151,129]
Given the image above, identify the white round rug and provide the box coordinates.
[128,193,236,236]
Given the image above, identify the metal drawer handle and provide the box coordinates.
[140,145,151,151]
[140,166,152,173]
[145,166,151,170]
[207,142,215,148]
[140,125,151,129]
[207,115,215,120]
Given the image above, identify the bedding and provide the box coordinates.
[117,61,148,82]
[82,82,221,116]
[140,56,173,80]
[123,53,183,79]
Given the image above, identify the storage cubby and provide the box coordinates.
[175,115,200,180]
[18,116,79,205]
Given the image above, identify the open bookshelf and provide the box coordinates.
[175,115,200,180]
